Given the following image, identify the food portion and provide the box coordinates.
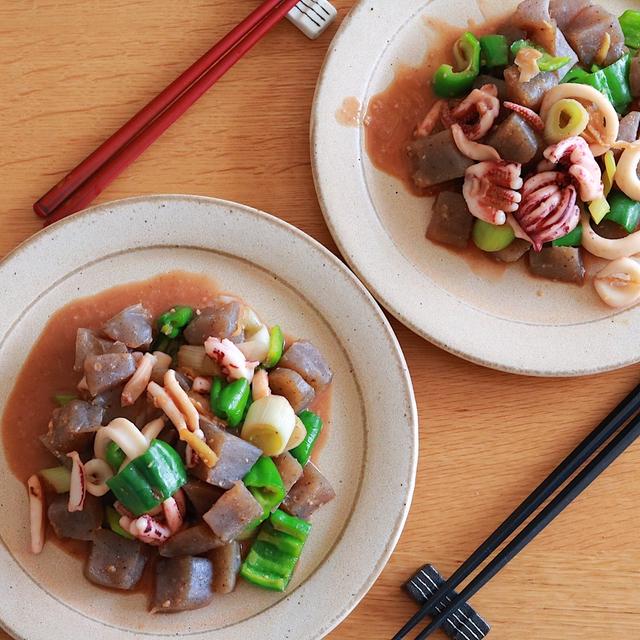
[368,1,640,308]
[10,277,334,612]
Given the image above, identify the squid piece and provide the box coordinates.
[67,451,86,513]
[462,161,523,225]
[121,352,157,407]
[594,258,640,308]
[504,101,544,132]
[84,458,114,497]
[543,136,603,202]
[204,337,258,382]
[251,369,271,401]
[415,100,445,138]
[164,370,199,432]
[540,84,619,156]
[615,141,640,202]
[451,124,501,162]
[441,84,500,140]
[515,171,580,251]
[28,475,46,554]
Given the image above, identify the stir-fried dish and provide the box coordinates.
[376,0,640,307]
[15,280,334,612]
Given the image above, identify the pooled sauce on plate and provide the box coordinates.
[335,96,363,127]
[364,17,505,194]
[2,270,332,569]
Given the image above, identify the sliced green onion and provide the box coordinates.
[105,506,134,539]
[472,220,515,252]
[39,466,71,493]
[589,196,611,224]
[53,394,77,407]
[264,325,284,369]
[543,98,590,144]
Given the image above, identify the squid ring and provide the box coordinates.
[615,141,640,201]
[540,84,619,156]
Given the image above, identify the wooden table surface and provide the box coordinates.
[2,1,640,638]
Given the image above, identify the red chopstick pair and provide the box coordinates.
[36,0,300,226]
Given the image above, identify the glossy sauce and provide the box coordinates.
[2,271,333,570]
[364,16,506,194]
[335,96,363,127]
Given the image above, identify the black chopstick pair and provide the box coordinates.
[393,382,640,640]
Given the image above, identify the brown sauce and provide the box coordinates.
[2,271,224,483]
[364,16,507,194]
[2,270,334,571]
[335,96,363,127]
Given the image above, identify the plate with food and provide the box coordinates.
[0,195,417,640]
[312,0,640,376]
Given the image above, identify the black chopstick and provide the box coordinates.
[393,382,640,640]
[413,410,640,639]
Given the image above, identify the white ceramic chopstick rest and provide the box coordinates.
[287,0,337,39]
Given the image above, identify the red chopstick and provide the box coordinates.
[38,0,299,224]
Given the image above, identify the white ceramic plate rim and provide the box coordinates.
[311,0,640,377]
[0,195,418,640]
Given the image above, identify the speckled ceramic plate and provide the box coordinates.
[0,196,417,640]
[312,0,635,377]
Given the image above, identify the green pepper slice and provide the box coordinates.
[433,32,481,98]
[479,34,509,68]
[604,191,640,234]
[289,410,323,467]
[240,515,311,592]
[157,305,194,339]
[106,439,187,516]
[211,378,250,428]
[552,225,583,248]
[620,10,640,49]
[105,441,126,472]
[243,456,286,532]
[601,52,632,113]
[270,509,312,542]
[510,39,570,72]
[562,54,632,113]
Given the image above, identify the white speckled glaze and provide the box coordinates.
[312,0,635,377]
[0,196,417,640]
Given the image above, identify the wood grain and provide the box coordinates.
[1,1,639,639]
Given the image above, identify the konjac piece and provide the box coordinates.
[102,303,153,349]
[528,246,586,283]
[193,417,262,490]
[407,129,474,188]
[203,481,263,542]
[183,300,241,345]
[48,494,103,541]
[268,367,316,413]
[278,341,333,392]
[282,463,336,520]
[152,556,214,612]
[273,452,304,493]
[486,112,541,165]
[211,542,242,594]
[182,478,225,517]
[159,523,224,557]
[40,400,103,462]
[84,352,136,396]
[426,191,474,248]
[85,529,148,590]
